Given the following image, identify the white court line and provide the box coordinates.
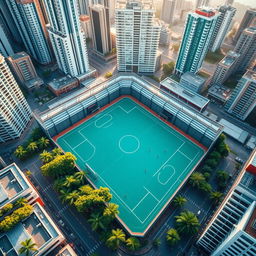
[118,105,137,114]
[153,142,185,177]
[178,150,192,161]
[73,139,87,150]
[144,186,160,202]
[157,165,176,185]
[94,114,112,128]
[132,191,149,211]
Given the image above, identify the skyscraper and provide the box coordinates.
[175,8,219,75]
[0,25,14,57]
[225,0,234,5]
[225,70,256,120]
[115,0,161,73]
[195,0,210,8]
[160,0,177,25]
[234,8,256,43]
[210,51,240,86]
[6,0,52,65]
[197,150,256,255]
[0,55,32,143]
[89,3,112,55]
[43,0,90,78]
[234,26,256,73]
[210,5,236,52]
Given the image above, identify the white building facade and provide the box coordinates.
[43,0,90,77]
[115,0,160,73]
[0,55,32,143]
[6,0,52,65]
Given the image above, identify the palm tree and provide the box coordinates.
[126,237,140,251]
[65,191,79,205]
[38,137,50,149]
[216,170,229,183]
[18,238,37,256]
[63,175,78,188]
[88,213,105,231]
[189,172,205,188]
[27,142,38,152]
[103,203,119,219]
[166,228,180,246]
[199,181,212,194]
[210,191,223,204]
[173,195,187,208]
[40,150,53,163]
[14,146,27,159]
[153,238,161,247]
[59,189,70,203]
[74,170,87,185]
[175,211,200,235]
[106,228,126,250]
[52,147,62,156]
[15,197,28,208]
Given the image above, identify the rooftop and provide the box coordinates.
[0,202,63,256]
[208,84,232,101]
[160,77,209,109]
[245,204,256,239]
[116,0,153,11]
[9,51,29,61]
[48,76,78,90]
[0,163,30,207]
[56,244,77,256]
[220,51,240,67]
[244,70,256,81]
[181,72,206,85]
[195,8,216,17]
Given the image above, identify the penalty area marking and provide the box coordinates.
[94,114,113,128]
[157,165,176,185]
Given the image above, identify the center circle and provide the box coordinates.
[119,135,140,154]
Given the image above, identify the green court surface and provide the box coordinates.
[56,97,205,235]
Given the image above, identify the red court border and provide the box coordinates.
[53,95,207,151]
[52,95,207,236]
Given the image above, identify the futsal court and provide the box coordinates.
[56,97,205,235]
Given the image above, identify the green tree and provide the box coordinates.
[15,198,28,208]
[40,150,53,164]
[203,172,211,181]
[126,237,141,251]
[189,172,205,188]
[65,191,79,205]
[59,189,70,203]
[88,213,106,231]
[74,170,87,185]
[163,61,175,77]
[106,229,126,250]
[18,238,37,256]
[217,141,230,157]
[202,165,212,173]
[52,147,63,156]
[175,211,200,235]
[63,175,78,188]
[210,191,223,204]
[41,152,77,178]
[27,142,38,152]
[210,151,222,161]
[38,137,50,149]
[166,228,180,246]
[103,203,119,219]
[14,146,27,159]
[205,159,218,168]
[199,181,212,194]
[153,238,161,247]
[173,195,187,208]
[216,170,229,184]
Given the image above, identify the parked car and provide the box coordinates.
[235,157,244,164]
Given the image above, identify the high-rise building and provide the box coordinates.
[160,0,177,24]
[225,0,234,5]
[7,52,43,89]
[89,3,112,55]
[80,15,93,39]
[197,150,256,256]
[6,0,52,65]
[210,51,240,86]
[0,25,14,57]
[78,0,90,15]
[0,55,32,143]
[115,0,161,73]
[225,70,256,120]
[159,21,172,46]
[195,0,210,8]
[234,8,256,43]
[210,5,236,52]
[175,8,219,75]
[43,0,90,78]
[234,26,256,73]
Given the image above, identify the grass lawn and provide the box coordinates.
[204,49,225,64]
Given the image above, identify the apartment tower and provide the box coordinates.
[175,8,219,75]
[225,70,256,121]
[161,0,177,25]
[210,5,236,52]
[6,0,52,65]
[0,55,32,143]
[115,0,161,73]
[43,0,90,78]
